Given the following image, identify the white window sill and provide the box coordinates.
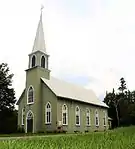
[62,124,68,126]
[27,102,34,105]
[45,122,51,125]
[75,124,80,126]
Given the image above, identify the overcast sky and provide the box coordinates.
[0,0,135,101]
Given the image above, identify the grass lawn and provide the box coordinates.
[0,126,135,149]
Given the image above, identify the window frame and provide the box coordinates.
[75,106,80,126]
[95,110,99,126]
[103,111,107,126]
[27,85,34,105]
[45,102,52,124]
[40,55,46,68]
[62,104,68,125]
[21,108,25,125]
[31,54,37,68]
[86,108,90,126]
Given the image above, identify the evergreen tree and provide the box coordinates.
[118,77,127,94]
[0,63,16,133]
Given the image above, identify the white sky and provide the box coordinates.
[0,0,135,101]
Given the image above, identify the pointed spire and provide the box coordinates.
[32,5,46,53]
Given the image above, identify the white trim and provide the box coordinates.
[86,108,90,126]
[30,54,37,68]
[75,106,80,126]
[45,102,52,124]
[62,104,68,125]
[103,111,107,126]
[40,54,46,68]
[27,85,34,105]
[25,110,34,133]
[95,109,99,126]
[21,108,25,125]
[45,56,48,69]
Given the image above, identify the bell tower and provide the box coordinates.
[24,6,50,133]
[27,6,50,80]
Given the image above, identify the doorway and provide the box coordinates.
[26,110,34,133]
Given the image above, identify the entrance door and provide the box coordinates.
[27,118,33,133]
[26,110,34,133]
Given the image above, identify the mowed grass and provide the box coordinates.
[0,126,135,149]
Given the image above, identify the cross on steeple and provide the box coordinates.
[41,4,44,13]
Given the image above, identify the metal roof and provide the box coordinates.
[41,77,108,108]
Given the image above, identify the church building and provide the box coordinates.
[16,9,109,133]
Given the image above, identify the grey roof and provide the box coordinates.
[16,89,25,105]
[41,77,108,108]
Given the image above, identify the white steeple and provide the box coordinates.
[32,6,46,53]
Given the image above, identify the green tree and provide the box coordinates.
[104,88,124,127]
[0,63,16,133]
[104,77,135,127]
[104,89,120,127]
[117,78,127,125]
[118,77,127,94]
[131,91,135,103]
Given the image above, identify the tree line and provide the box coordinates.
[104,77,135,128]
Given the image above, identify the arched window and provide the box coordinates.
[62,104,68,125]
[95,110,99,126]
[45,102,51,124]
[22,108,25,125]
[31,55,36,67]
[41,55,45,68]
[27,86,34,104]
[86,108,90,126]
[75,106,80,125]
[103,111,107,126]
[27,110,33,120]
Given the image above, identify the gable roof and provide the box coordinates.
[41,77,108,108]
[16,89,25,105]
